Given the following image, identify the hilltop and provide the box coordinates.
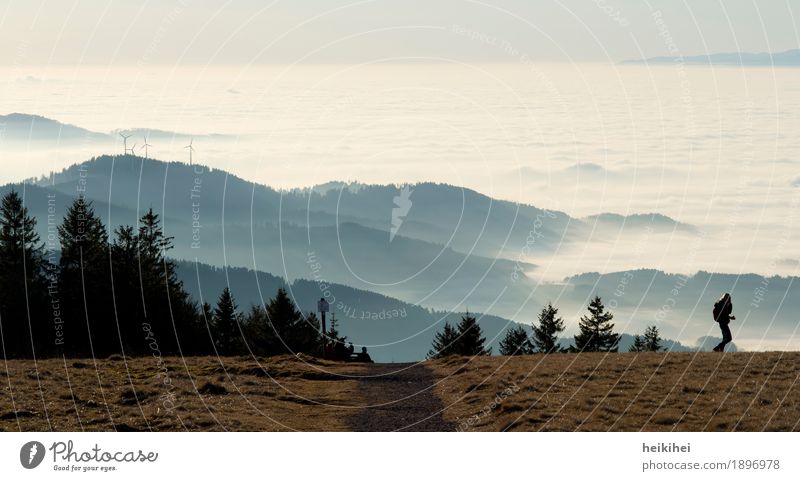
[2,352,797,431]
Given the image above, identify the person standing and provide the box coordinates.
[712,293,735,352]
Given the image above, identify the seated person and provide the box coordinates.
[355,346,373,363]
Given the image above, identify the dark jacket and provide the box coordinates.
[714,299,732,324]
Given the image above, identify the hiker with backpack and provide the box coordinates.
[712,293,735,352]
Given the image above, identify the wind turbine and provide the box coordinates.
[141,136,152,159]
[130,143,137,156]
[184,138,195,165]
[119,132,131,154]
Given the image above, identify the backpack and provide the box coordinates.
[712,301,722,322]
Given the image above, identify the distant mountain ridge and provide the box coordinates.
[0,112,228,144]
[0,113,109,142]
[583,212,697,233]
[621,48,800,66]
[175,260,518,362]
[1,153,796,352]
[15,155,697,310]
[175,260,734,361]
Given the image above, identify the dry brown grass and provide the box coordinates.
[0,355,368,431]
[429,352,800,431]
[3,352,799,431]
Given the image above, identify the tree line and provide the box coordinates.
[428,296,663,358]
[0,191,328,359]
[0,190,665,361]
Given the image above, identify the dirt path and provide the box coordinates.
[346,363,453,432]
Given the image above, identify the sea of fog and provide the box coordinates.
[0,63,798,281]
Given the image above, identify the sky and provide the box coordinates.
[0,0,798,66]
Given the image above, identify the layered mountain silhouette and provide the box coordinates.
[2,152,796,357]
[18,155,701,312]
[175,260,732,360]
[175,261,518,361]
[621,48,800,66]
[582,213,697,233]
[0,113,110,143]
[0,113,227,145]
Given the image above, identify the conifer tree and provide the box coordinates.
[264,287,320,354]
[324,314,348,359]
[427,321,459,359]
[201,302,214,326]
[137,208,173,264]
[242,304,275,356]
[643,325,663,352]
[139,208,202,354]
[265,287,299,348]
[212,287,244,355]
[454,312,491,356]
[499,325,533,355]
[110,225,142,353]
[531,302,565,353]
[0,190,50,357]
[58,197,114,356]
[628,334,646,352]
[295,311,321,355]
[110,210,202,355]
[58,197,108,271]
[573,296,620,352]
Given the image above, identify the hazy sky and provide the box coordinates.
[0,0,798,65]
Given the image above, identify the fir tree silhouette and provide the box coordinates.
[58,197,115,356]
[628,334,646,352]
[531,302,565,353]
[427,321,459,359]
[643,325,664,352]
[499,325,532,355]
[0,191,49,358]
[212,287,244,355]
[573,296,620,352]
[454,312,491,356]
